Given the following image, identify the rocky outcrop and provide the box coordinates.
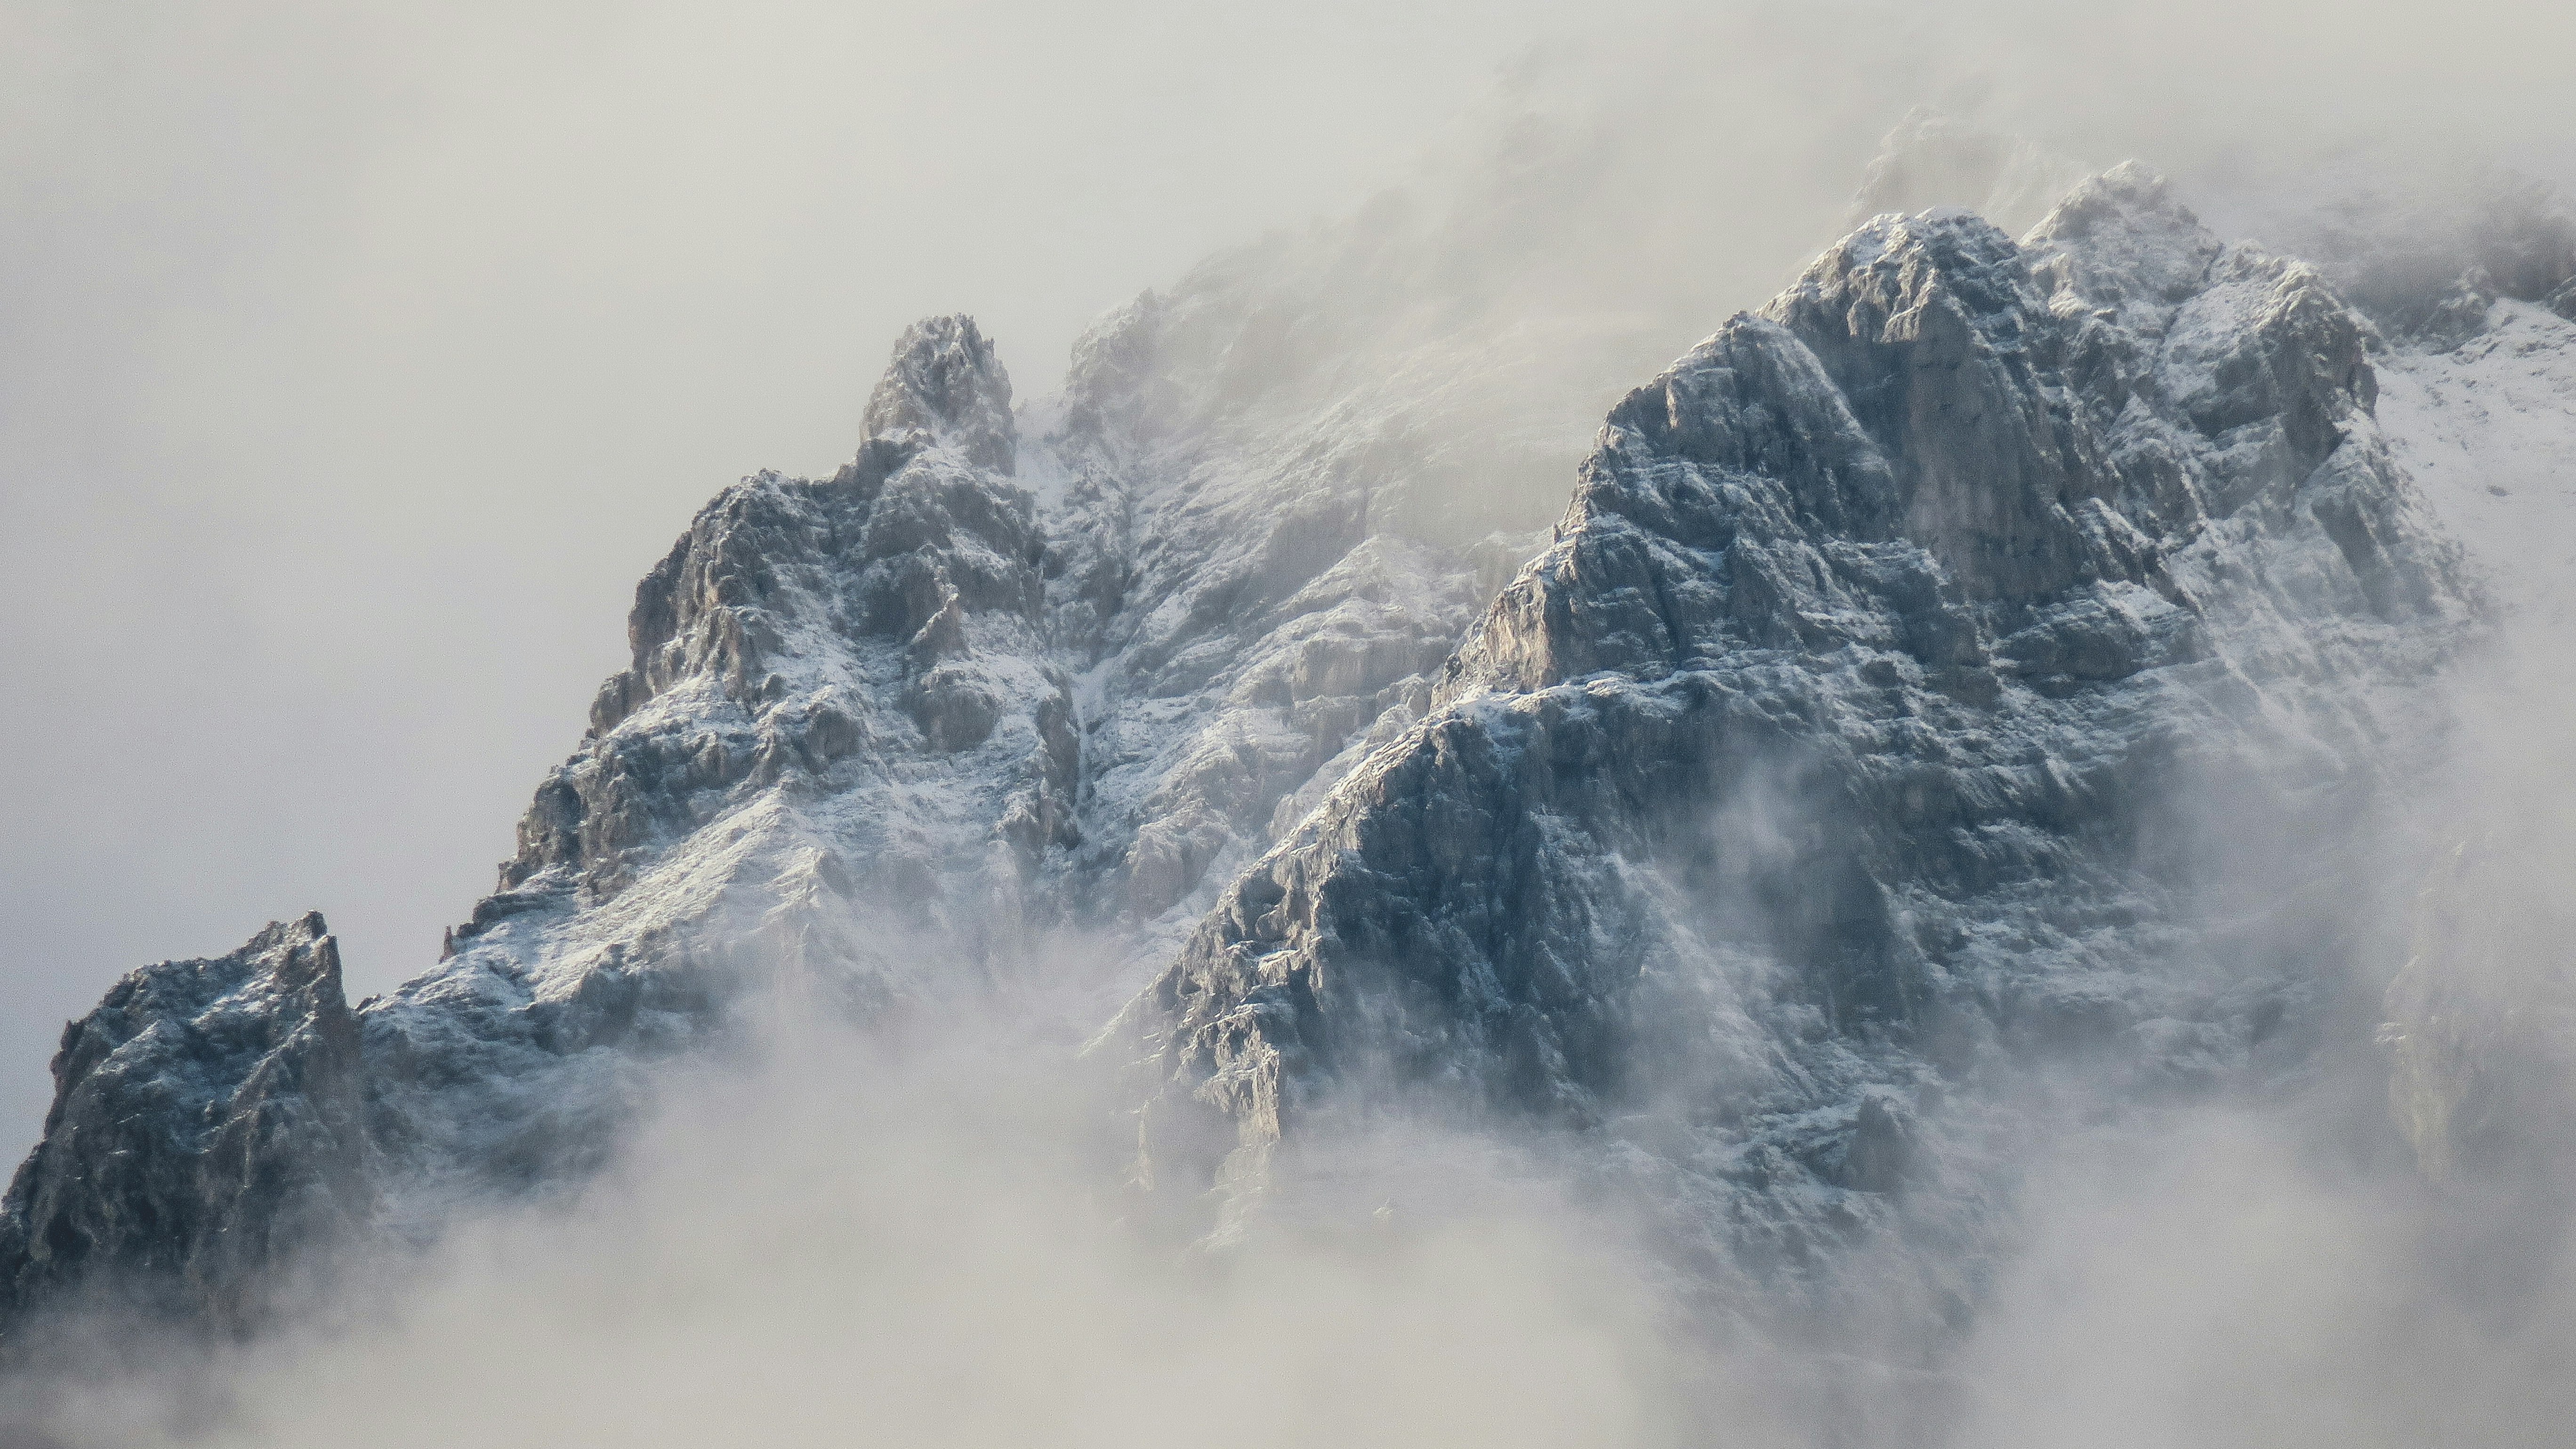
[1113,168,2468,1277]
[369,314,1078,1191]
[0,155,2513,1349]
[0,915,366,1332]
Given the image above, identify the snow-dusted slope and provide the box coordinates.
[7,137,2568,1347]
[0,917,364,1327]
[364,316,1084,1197]
[1112,168,2471,1305]
[2369,297,2576,1192]
[2379,301,2576,618]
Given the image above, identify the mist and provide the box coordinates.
[7,0,2576,1442]
[4,1014,1721,1447]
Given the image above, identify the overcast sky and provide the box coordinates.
[5,0,2572,1156]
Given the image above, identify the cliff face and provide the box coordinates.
[367,315,1080,1193]
[0,154,2532,1343]
[0,915,365,1328]
[1113,169,2469,1277]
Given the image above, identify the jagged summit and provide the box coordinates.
[0,914,365,1331]
[859,313,1018,475]
[1116,166,2466,1286]
[0,145,2533,1359]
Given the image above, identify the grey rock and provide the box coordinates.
[0,915,365,1333]
[859,314,1018,475]
[1,149,2525,1352]
[1111,168,2469,1288]
[370,314,1077,1195]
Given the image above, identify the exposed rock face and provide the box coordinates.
[371,314,1078,1191]
[1114,168,2469,1278]
[859,314,1020,475]
[0,153,2529,1347]
[0,915,365,1330]
[1043,317,1521,955]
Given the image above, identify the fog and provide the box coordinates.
[7,0,2576,1441]
[3,1018,1717,1447]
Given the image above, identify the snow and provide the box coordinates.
[2377,301,2576,622]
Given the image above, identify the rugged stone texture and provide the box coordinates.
[858,314,1019,475]
[370,314,1077,1192]
[1036,256,1551,969]
[4,154,2531,1346]
[0,915,365,1331]
[1112,169,2469,1284]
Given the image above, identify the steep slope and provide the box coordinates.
[2378,299,2576,614]
[0,319,1083,1323]
[0,916,365,1329]
[3,149,2536,1349]
[2372,298,2576,1193]
[369,315,1079,1194]
[1113,168,2471,1296]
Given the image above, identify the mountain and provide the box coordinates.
[1111,165,2471,1298]
[0,916,364,1329]
[5,113,2569,1367]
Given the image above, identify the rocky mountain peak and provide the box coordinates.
[2022,161,2227,320]
[0,913,366,1330]
[0,145,2523,1372]
[1124,169,2467,1268]
[860,313,1017,475]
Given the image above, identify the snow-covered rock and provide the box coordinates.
[371,314,1083,1196]
[1110,168,2471,1298]
[0,915,365,1329]
[5,144,2555,1351]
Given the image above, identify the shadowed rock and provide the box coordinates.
[1111,169,2468,1280]
[0,915,366,1337]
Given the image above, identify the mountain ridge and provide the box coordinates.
[4,131,2564,1361]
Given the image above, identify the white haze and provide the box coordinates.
[8,1019,1720,1448]
[8,0,2576,1444]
